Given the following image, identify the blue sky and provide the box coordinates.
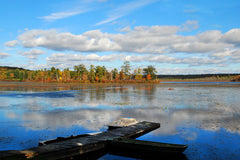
[1,0,240,74]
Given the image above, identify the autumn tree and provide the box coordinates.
[108,70,113,81]
[88,65,96,82]
[134,67,143,80]
[0,63,160,83]
[74,64,88,80]
[231,75,240,82]
[56,69,62,82]
[112,68,118,80]
[95,66,107,81]
[14,69,20,79]
[50,67,56,80]
[146,74,152,81]
[63,68,70,81]
[27,71,32,80]
[19,70,24,81]
[119,70,124,80]
[143,65,157,80]
[121,61,131,79]
[7,72,14,79]
[37,70,45,82]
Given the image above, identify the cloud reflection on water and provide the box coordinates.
[1,84,240,141]
[7,103,239,137]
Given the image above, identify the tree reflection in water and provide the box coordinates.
[0,83,240,159]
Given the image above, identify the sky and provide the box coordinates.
[1,0,240,74]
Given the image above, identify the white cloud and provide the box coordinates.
[17,23,236,54]
[222,28,240,45]
[180,20,199,32]
[38,0,96,22]
[124,54,227,66]
[171,41,229,53]
[130,25,179,36]
[39,9,89,22]
[198,30,222,43]
[211,48,237,58]
[120,26,131,32]
[47,53,121,63]
[229,49,240,63]
[19,49,45,60]
[18,29,121,52]
[4,40,19,47]
[14,22,240,71]
[0,52,10,59]
[45,52,228,69]
[96,0,159,25]
[157,67,240,75]
[45,53,125,69]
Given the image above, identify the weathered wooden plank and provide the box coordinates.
[109,138,188,153]
[39,132,101,146]
[0,121,160,160]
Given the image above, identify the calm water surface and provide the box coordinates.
[0,82,240,159]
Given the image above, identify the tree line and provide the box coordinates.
[0,61,159,83]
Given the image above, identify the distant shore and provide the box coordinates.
[157,73,240,82]
[0,78,237,86]
[160,79,232,82]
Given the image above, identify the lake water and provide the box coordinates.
[0,82,240,159]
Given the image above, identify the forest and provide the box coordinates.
[0,61,159,83]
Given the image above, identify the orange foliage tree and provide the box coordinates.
[146,74,152,81]
[120,70,124,80]
[0,61,161,83]
[95,76,99,82]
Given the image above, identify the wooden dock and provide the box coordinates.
[0,121,160,159]
[109,137,188,154]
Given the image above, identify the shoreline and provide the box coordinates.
[160,79,232,82]
[0,79,238,88]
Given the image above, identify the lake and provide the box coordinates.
[0,82,240,159]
